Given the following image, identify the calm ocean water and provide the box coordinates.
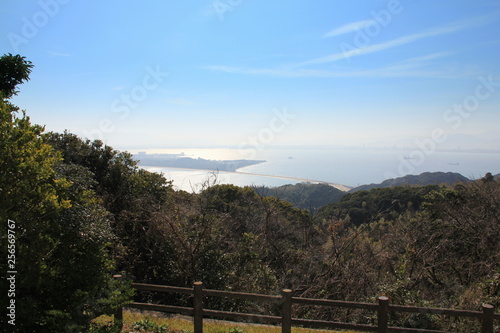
[136,147,500,192]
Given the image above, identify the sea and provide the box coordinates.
[131,147,500,192]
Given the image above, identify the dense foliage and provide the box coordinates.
[254,182,345,213]
[0,55,131,332]
[0,53,33,99]
[351,171,470,192]
[302,178,500,331]
[2,54,499,331]
[315,185,440,226]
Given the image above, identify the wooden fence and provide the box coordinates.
[113,276,499,333]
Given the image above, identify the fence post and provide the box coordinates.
[112,275,124,329]
[377,296,389,333]
[193,282,204,333]
[281,289,292,333]
[481,303,494,333]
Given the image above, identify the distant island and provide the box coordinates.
[134,152,265,172]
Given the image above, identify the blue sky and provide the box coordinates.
[2,0,500,150]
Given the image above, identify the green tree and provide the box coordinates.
[0,53,33,98]
[0,58,130,332]
[45,131,176,285]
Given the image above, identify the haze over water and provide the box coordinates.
[135,147,500,192]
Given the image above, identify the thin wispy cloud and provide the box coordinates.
[323,19,376,38]
[297,26,467,68]
[202,13,496,80]
[401,51,457,64]
[202,59,469,79]
[296,13,497,67]
[372,52,459,76]
[202,50,464,79]
[203,55,460,79]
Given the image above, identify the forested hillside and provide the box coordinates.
[315,185,440,226]
[350,171,470,192]
[254,182,345,213]
[1,55,499,332]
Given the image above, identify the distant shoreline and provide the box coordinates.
[140,165,352,192]
[235,170,352,192]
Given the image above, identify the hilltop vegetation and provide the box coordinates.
[315,185,440,226]
[253,172,472,215]
[1,55,499,332]
[350,171,470,192]
[254,182,345,213]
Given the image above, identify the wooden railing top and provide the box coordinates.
[292,296,379,310]
[124,279,500,333]
[203,288,282,302]
[389,303,484,319]
[131,282,192,295]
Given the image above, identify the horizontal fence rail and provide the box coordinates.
[113,276,499,333]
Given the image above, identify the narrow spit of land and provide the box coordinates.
[136,153,352,192]
[234,170,352,192]
[141,165,352,192]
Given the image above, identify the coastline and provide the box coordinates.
[235,170,352,192]
[139,165,352,192]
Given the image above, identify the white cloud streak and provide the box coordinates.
[323,20,376,38]
[297,25,468,67]
[296,13,498,67]
[401,51,457,64]
[203,14,497,79]
[202,51,462,78]
[202,58,465,79]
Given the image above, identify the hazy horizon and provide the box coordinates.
[2,1,500,152]
[132,146,500,191]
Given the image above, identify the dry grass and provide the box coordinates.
[91,309,361,333]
